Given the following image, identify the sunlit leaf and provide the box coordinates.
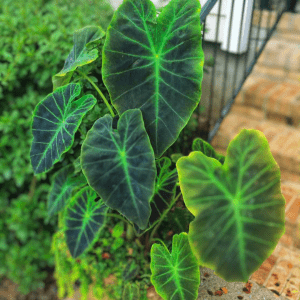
[177,129,286,282]
[150,232,200,300]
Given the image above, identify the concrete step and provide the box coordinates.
[235,77,300,126]
[211,102,300,176]
[250,243,300,300]
[251,13,300,86]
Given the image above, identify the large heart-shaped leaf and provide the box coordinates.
[81,109,156,230]
[46,164,87,221]
[176,129,286,282]
[150,232,200,300]
[52,26,105,91]
[63,186,108,258]
[30,83,96,175]
[102,0,204,158]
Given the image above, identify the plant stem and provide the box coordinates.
[105,213,132,226]
[28,176,37,201]
[58,211,64,229]
[135,238,144,249]
[150,238,168,250]
[148,191,182,245]
[76,69,115,117]
[126,222,135,241]
[139,274,151,279]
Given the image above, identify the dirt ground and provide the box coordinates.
[0,271,59,300]
[0,272,163,300]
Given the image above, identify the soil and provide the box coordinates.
[0,269,59,300]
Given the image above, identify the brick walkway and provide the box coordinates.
[211,12,300,300]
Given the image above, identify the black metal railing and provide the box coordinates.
[198,0,289,144]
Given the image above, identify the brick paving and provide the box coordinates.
[211,12,300,300]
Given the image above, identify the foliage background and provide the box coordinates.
[0,0,114,294]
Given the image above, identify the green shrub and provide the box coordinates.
[0,0,113,294]
[0,0,114,99]
[1,184,58,294]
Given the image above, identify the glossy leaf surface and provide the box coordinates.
[102,0,204,158]
[81,109,156,230]
[52,26,105,91]
[150,232,200,300]
[64,186,108,258]
[177,129,286,282]
[47,164,87,220]
[30,83,96,175]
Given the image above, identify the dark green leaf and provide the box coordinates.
[30,83,96,174]
[192,137,225,164]
[46,164,87,220]
[64,186,108,258]
[52,26,105,91]
[122,282,141,300]
[81,109,156,230]
[103,0,204,158]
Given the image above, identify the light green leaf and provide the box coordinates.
[81,109,156,230]
[63,186,108,258]
[150,232,200,300]
[30,83,97,174]
[112,221,124,238]
[111,237,124,250]
[177,129,286,282]
[52,26,105,91]
[102,0,204,158]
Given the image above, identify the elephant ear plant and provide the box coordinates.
[30,0,286,299]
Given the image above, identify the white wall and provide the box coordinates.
[107,0,254,54]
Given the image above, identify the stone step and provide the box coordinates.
[251,13,300,87]
[235,77,300,126]
[250,243,300,300]
[211,102,300,176]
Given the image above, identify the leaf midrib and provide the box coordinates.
[139,1,181,152]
